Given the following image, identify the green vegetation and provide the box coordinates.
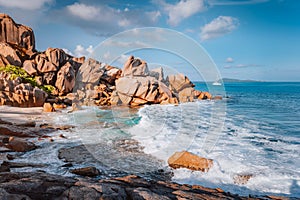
[0,65,55,94]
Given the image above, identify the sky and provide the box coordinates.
[0,0,299,81]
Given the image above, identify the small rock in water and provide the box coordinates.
[43,103,55,112]
[233,174,253,185]
[6,154,15,160]
[70,166,100,177]
[168,151,213,172]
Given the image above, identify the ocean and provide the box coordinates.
[12,82,300,198]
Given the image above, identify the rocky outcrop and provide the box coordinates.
[168,151,213,172]
[70,166,100,177]
[0,42,24,67]
[0,14,214,108]
[0,14,35,52]
[0,78,47,107]
[0,172,261,199]
[121,55,149,76]
[55,62,76,95]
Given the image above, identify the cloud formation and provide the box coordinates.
[200,16,239,41]
[59,2,161,36]
[0,0,53,10]
[226,57,234,63]
[154,0,207,26]
[63,45,94,57]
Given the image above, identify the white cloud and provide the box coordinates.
[63,2,161,36]
[63,45,94,58]
[103,40,148,48]
[67,3,100,21]
[226,57,234,63]
[200,16,239,41]
[146,11,161,23]
[0,0,53,10]
[118,19,131,27]
[156,0,207,26]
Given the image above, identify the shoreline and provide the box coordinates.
[0,105,296,199]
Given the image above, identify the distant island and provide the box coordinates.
[219,78,262,83]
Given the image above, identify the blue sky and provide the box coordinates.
[0,0,299,81]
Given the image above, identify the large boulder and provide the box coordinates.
[0,79,47,107]
[0,14,35,52]
[168,151,213,172]
[75,58,105,90]
[22,60,37,75]
[55,62,75,95]
[121,56,149,77]
[149,67,164,82]
[0,42,23,66]
[45,48,68,68]
[166,73,194,93]
[115,76,174,106]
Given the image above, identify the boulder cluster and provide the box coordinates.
[0,14,213,108]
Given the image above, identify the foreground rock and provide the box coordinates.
[0,172,261,200]
[168,151,213,172]
[70,166,100,177]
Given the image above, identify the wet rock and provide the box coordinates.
[70,166,100,177]
[213,96,223,100]
[71,102,82,112]
[233,174,253,185]
[178,87,195,103]
[3,137,36,152]
[168,151,213,172]
[43,103,55,112]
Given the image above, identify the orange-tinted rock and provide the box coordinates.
[198,91,212,100]
[23,60,37,75]
[0,14,35,52]
[168,151,213,172]
[178,87,195,103]
[213,96,222,100]
[45,48,67,67]
[43,103,55,112]
[53,103,66,109]
[0,42,23,66]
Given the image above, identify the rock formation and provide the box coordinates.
[0,13,35,53]
[0,14,214,108]
[168,151,213,172]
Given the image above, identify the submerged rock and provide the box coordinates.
[168,151,213,172]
